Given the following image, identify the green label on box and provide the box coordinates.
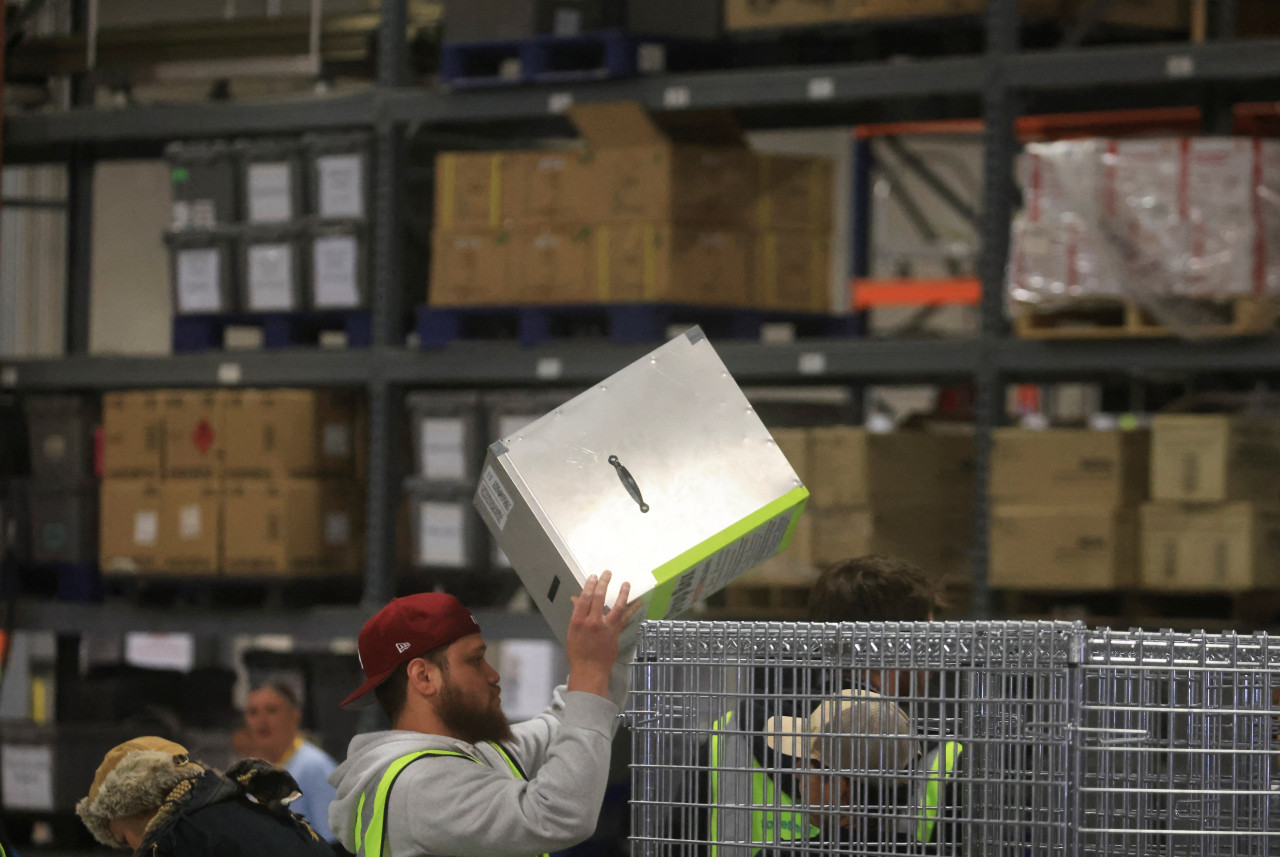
[172,168,190,183]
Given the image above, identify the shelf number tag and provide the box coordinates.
[0,367,16,388]
[217,362,242,385]
[798,352,827,376]
[535,357,563,380]
[807,77,835,101]
[663,86,691,109]
[548,92,574,114]
[1165,55,1194,78]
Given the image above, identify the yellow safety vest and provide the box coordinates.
[913,741,964,844]
[353,743,549,857]
[707,710,820,857]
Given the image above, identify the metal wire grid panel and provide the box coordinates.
[627,620,1081,857]
[1075,629,1280,857]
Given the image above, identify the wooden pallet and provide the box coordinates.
[1012,297,1279,340]
[172,310,373,352]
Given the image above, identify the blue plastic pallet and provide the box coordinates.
[441,30,693,89]
[416,303,862,348]
[172,310,373,352]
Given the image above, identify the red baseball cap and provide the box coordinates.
[341,593,483,708]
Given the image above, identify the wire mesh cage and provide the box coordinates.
[626,621,1280,857]
[1075,629,1280,857]
[627,620,1082,857]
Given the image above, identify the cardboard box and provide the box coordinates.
[598,224,751,306]
[222,389,357,480]
[1140,501,1280,592]
[99,479,163,575]
[159,480,220,576]
[223,480,361,576]
[806,428,974,511]
[811,508,973,578]
[755,232,831,312]
[568,103,756,227]
[434,153,510,231]
[991,429,1150,507]
[161,390,224,480]
[756,155,835,232]
[102,391,163,478]
[429,230,514,306]
[474,328,808,644]
[990,505,1139,591]
[724,0,1056,30]
[1150,414,1280,504]
[513,226,599,304]
[504,151,595,225]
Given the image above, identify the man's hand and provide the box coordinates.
[566,570,644,699]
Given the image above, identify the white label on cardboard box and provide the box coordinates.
[325,512,350,546]
[2,745,54,811]
[664,510,795,618]
[422,418,466,480]
[323,424,351,458]
[313,235,360,309]
[419,501,465,567]
[317,154,365,219]
[134,510,159,546]
[248,243,295,311]
[179,504,202,540]
[477,467,514,531]
[248,163,293,222]
[177,248,223,313]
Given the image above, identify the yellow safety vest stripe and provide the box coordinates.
[915,741,964,844]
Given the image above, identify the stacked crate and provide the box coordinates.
[989,428,1150,590]
[430,102,833,313]
[736,426,974,597]
[99,390,363,579]
[165,133,372,319]
[1141,415,1280,591]
[23,396,98,583]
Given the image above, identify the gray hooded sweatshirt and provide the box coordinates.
[328,686,619,857]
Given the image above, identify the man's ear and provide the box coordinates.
[406,657,442,698]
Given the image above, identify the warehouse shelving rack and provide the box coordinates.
[4,0,1280,637]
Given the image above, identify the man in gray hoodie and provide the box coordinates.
[329,571,641,857]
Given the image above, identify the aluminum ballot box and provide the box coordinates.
[473,327,808,642]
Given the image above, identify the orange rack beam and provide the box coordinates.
[850,277,982,309]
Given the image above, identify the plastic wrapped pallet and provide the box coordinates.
[1007,137,1280,322]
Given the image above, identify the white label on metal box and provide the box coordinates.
[478,467,514,531]
[422,418,466,480]
[323,424,351,457]
[179,504,202,540]
[177,248,223,313]
[248,162,293,222]
[134,510,159,546]
[317,154,365,219]
[248,242,295,311]
[664,510,795,618]
[325,512,350,546]
[419,501,465,567]
[313,235,360,309]
[2,745,54,811]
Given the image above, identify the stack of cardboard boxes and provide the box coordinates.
[430,102,832,313]
[100,389,364,578]
[990,429,1149,590]
[739,427,974,589]
[1141,415,1280,591]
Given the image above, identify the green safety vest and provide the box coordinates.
[707,710,820,857]
[352,743,549,857]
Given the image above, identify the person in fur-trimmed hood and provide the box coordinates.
[76,736,336,857]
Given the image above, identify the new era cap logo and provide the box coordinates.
[396,642,411,653]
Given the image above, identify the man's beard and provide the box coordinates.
[436,680,513,745]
